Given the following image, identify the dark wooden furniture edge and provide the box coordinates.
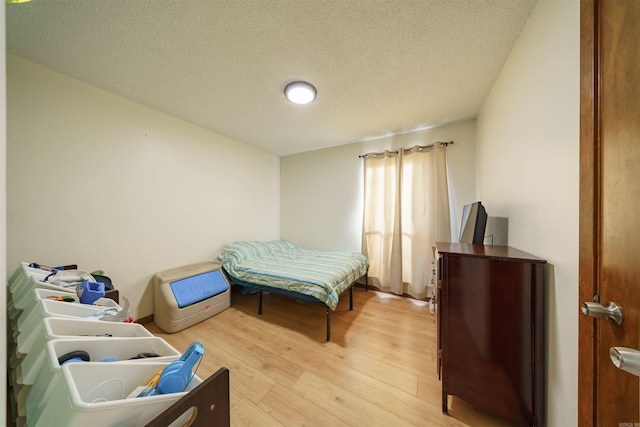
[579,0,598,425]
[434,242,546,263]
[436,243,546,425]
[145,367,230,427]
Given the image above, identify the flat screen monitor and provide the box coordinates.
[459,201,488,244]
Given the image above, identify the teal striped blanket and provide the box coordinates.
[216,241,369,310]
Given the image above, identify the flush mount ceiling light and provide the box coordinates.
[284,81,317,105]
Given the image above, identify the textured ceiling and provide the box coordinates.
[6,0,537,156]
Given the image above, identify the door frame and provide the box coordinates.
[578,0,598,425]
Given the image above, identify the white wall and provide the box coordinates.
[280,119,477,251]
[476,1,579,426]
[7,56,280,319]
[5,2,578,423]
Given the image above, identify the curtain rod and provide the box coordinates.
[358,140,454,159]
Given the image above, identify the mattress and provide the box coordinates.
[216,241,369,310]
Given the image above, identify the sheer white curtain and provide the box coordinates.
[362,145,451,299]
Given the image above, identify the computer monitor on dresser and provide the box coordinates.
[459,201,488,244]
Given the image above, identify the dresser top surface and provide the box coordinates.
[435,242,546,263]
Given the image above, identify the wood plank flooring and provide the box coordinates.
[144,286,518,426]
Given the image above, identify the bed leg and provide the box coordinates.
[349,286,353,311]
[365,274,368,292]
[258,290,263,315]
[326,308,330,341]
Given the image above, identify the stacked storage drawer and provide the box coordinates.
[7,262,202,427]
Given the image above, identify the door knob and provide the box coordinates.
[581,300,624,325]
[610,347,640,377]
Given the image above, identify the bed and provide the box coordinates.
[215,240,369,341]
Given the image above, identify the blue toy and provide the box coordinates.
[77,280,105,304]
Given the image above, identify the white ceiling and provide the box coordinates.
[6,0,537,156]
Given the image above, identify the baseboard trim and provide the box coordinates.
[136,314,154,325]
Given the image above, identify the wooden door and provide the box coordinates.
[579,0,640,425]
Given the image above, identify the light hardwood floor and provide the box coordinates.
[144,286,518,426]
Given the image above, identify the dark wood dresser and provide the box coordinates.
[435,242,546,426]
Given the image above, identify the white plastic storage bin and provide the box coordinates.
[18,289,120,332]
[17,299,123,355]
[33,288,120,309]
[9,262,50,296]
[19,318,153,386]
[10,262,113,311]
[8,261,28,290]
[34,362,202,427]
[12,274,65,310]
[26,337,181,426]
[47,337,181,365]
[44,317,153,339]
[40,298,121,319]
